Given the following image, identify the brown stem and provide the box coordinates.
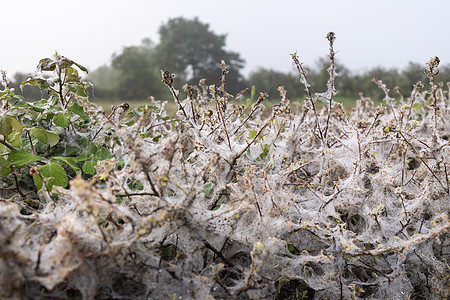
[398,131,447,193]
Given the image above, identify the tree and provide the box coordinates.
[155,17,246,94]
[86,65,120,100]
[111,38,167,100]
[248,68,304,100]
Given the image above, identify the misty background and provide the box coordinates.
[2,0,450,104]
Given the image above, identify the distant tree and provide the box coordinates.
[401,62,427,86]
[87,65,120,100]
[155,17,246,94]
[435,63,450,86]
[248,68,304,100]
[112,38,167,100]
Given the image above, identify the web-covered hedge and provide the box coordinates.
[0,34,448,299]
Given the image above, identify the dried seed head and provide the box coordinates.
[161,70,175,86]
[326,32,336,44]
[425,56,440,78]
[30,167,38,177]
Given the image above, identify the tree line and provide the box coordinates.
[7,17,450,103]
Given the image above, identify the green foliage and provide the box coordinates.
[248,129,257,140]
[33,162,68,192]
[0,115,23,137]
[29,127,59,147]
[86,65,120,100]
[111,38,167,100]
[156,17,247,94]
[257,144,270,161]
[127,177,144,191]
[0,52,123,198]
[8,150,45,167]
[201,182,213,198]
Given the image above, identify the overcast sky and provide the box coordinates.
[2,0,449,78]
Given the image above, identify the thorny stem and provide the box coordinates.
[365,105,385,137]
[445,163,450,193]
[144,166,160,198]
[401,144,408,186]
[232,92,268,135]
[91,103,129,142]
[323,32,337,142]
[35,168,55,201]
[214,91,232,150]
[397,131,448,193]
[57,66,66,108]
[115,192,159,198]
[161,70,190,122]
[425,56,440,141]
[184,85,198,125]
[207,104,245,137]
[25,130,36,155]
[10,166,26,198]
[355,129,362,174]
[372,77,397,121]
[234,119,271,164]
[291,52,325,143]
[203,239,235,268]
[250,183,263,220]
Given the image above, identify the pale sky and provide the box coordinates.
[2,0,449,78]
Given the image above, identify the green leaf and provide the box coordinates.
[29,127,59,147]
[53,111,73,128]
[36,57,57,71]
[64,145,80,157]
[95,147,114,161]
[0,88,24,102]
[0,156,10,177]
[32,173,43,191]
[140,132,151,138]
[250,85,256,101]
[68,103,89,121]
[202,182,213,198]
[156,115,171,121]
[77,136,89,147]
[123,116,136,126]
[257,144,270,161]
[33,162,68,192]
[7,131,22,147]
[72,61,88,73]
[27,99,49,112]
[0,115,23,137]
[85,142,98,155]
[248,129,257,140]
[21,77,51,90]
[76,142,98,161]
[68,84,88,98]
[117,158,125,169]
[82,160,97,175]
[8,150,45,167]
[53,156,81,175]
[152,135,161,143]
